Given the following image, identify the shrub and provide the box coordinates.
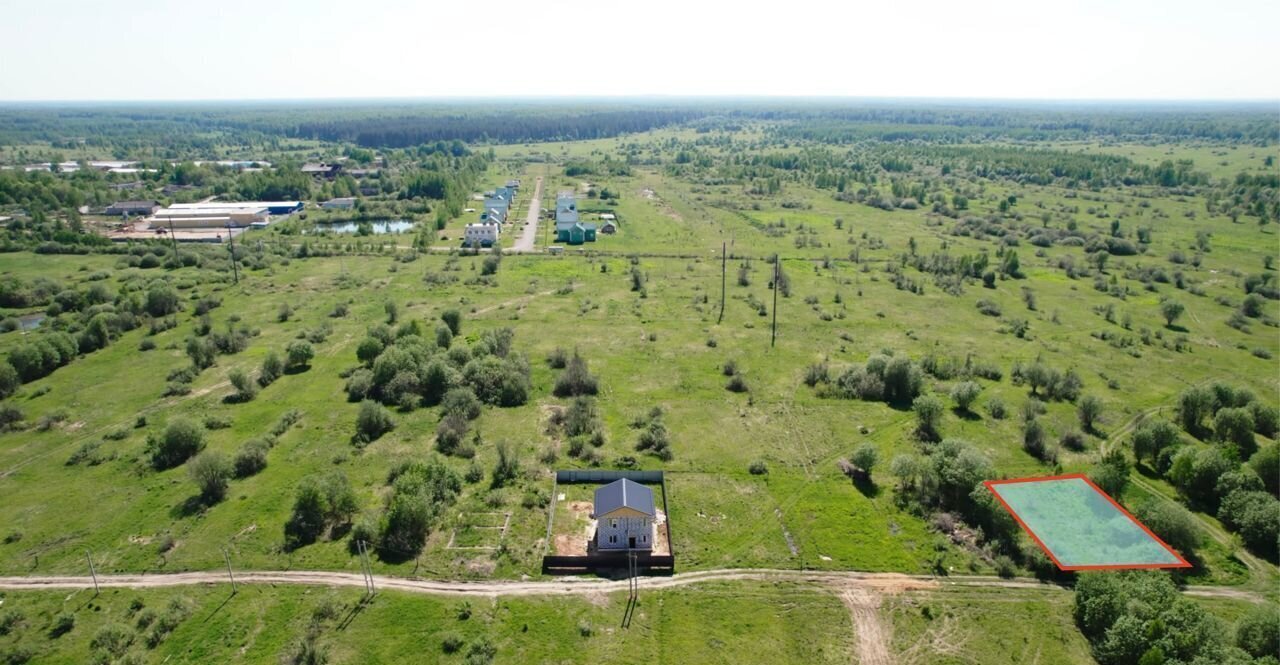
[148,418,206,469]
[725,374,749,393]
[1077,394,1104,431]
[286,341,314,371]
[552,351,599,397]
[188,451,232,504]
[435,412,469,455]
[850,442,879,477]
[285,472,359,550]
[491,440,520,488]
[258,351,283,387]
[441,387,482,421]
[1060,430,1086,451]
[546,347,568,369]
[354,400,395,444]
[748,460,768,475]
[986,397,1007,420]
[1214,406,1257,458]
[441,632,464,654]
[228,368,257,402]
[233,439,270,478]
[48,612,75,638]
[913,394,944,441]
[949,381,981,412]
[1132,500,1202,558]
[0,362,18,399]
[441,309,462,336]
[1235,604,1280,659]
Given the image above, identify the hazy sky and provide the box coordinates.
[3,0,1277,101]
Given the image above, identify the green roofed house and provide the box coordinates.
[557,221,596,245]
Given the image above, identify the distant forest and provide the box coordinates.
[0,101,1275,153]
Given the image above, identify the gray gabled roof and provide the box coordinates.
[594,479,655,517]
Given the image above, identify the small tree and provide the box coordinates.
[441,309,462,336]
[1214,407,1257,458]
[149,418,205,470]
[188,451,231,504]
[384,300,398,324]
[1078,394,1104,432]
[354,400,395,444]
[435,324,453,350]
[233,438,269,478]
[553,351,599,397]
[913,394,944,441]
[850,442,879,478]
[0,361,18,399]
[228,368,257,402]
[949,381,981,413]
[258,351,283,387]
[492,440,519,488]
[1160,300,1185,327]
[286,341,314,371]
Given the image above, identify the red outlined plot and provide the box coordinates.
[984,473,1192,571]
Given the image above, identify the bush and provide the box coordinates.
[725,374,749,393]
[748,460,768,475]
[188,451,232,504]
[1132,500,1202,559]
[1235,605,1280,659]
[285,472,359,550]
[949,381,981,412]
[851,442,879,477]
[0,362,18,399]
[48,612,75,638]
[233,439,270,478]
[1060,429,1086,451]
[228,368,257,402]
[1077,394,1104,431]
[491,440,520,488]
[442,632,465,654]
[441,387,482,421]
[913,394,944,441]
[441,309,462,336]
[552,351,598,397]
[986,397,1007,420]
[354,400,395,445]
[258,351,284,387]
[462,355,530,406]
[148,418,205,470]
[286,341,314,371]
[545,347,568,369]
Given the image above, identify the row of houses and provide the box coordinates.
[463,179,521,248]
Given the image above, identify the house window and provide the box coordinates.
[610,519,617,529]
[610,535,617,544]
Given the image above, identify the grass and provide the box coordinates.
[0,581,853,664]
[0,129,1277,661]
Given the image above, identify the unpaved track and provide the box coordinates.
[0,567,1261,665]
[511,175,542,253]
[0,567,1258,601]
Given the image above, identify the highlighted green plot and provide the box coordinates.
[985,475,1190,570]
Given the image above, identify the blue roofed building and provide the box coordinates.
[593,479,655,551]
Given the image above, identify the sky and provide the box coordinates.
[2,0,1277,102]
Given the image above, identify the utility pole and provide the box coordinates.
[225,224,239,284]
[222,548,237,594]
[85,550,98,595]
[357,540,374,597]
[167,218,178,255]
[771,256,780,348]
[718,242,726,324]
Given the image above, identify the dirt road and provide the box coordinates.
[511,175,542,253]
[0,566,1261,665]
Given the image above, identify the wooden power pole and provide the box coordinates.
[225,224,239,284]
[771,257,779,348]
[718,242,726,324]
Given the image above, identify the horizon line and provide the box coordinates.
[1,94,1278,107]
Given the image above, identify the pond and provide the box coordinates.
[17,313,45,331]
[310,219,416,235]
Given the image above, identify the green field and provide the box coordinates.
[0,105,1277,663]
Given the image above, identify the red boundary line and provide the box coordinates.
[983,473,1192,571]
